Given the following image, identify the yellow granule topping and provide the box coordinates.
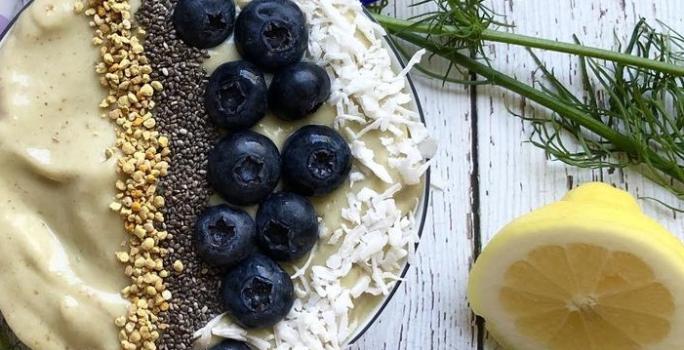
[78,1,173,349]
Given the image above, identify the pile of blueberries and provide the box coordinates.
[173,0,353,346]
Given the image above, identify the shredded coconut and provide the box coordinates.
[193,0,433,348]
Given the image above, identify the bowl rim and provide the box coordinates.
[0,0,29,41]
[0,2,431,347]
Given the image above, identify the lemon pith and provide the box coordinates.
[468,183,684,350]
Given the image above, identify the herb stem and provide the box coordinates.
[374,13,684,75]
[479,30,684,75]
[389,29,684,184]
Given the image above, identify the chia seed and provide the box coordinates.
[136,1,224,349]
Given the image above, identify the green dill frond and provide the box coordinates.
[373,2,684,208]
[527,20,684,201]
[375,0,501,83]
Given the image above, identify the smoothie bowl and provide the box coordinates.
[0,0,433,349]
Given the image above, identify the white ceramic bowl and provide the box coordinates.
[0,3,430,348]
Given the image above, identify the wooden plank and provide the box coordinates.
[477,0,684,348]
[350,1,479,349]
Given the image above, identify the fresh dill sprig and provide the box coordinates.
[374,0,684,75]
[372,0,684,207]
[527,21,684,201]
[380,0,502,83]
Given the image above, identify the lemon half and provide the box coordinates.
[468,183,684,350]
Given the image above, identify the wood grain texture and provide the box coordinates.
[353,0,684,349]
[478,1,684,348]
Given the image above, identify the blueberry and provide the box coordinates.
[173,0,236,49]
[195,205,256,267]
[269,62,331,121]
[282,125,352,196]
[256,192,318,261]
[208,131,281,205]
[234,0,308,71]
[205,61,267,130]
[209,339,251,350]
[221,253,294,328]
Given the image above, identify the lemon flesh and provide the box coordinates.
[468,183,684,350]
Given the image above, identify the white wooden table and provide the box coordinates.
[352,1,684,349]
